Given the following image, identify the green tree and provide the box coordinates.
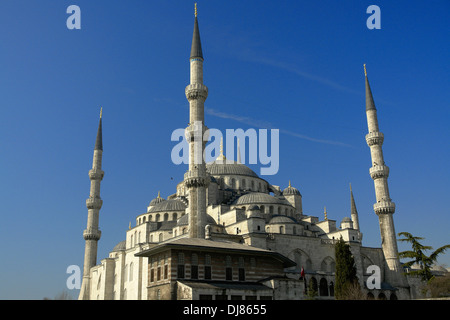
[398,232,450,282]
[334,237,359,299]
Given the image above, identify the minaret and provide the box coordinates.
[184,4,210,238]
[364,65,405,287]
[79,108,104,300]
[349,183,360,231]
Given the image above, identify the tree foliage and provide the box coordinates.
[398,232,450,282]
[334,237,359,299]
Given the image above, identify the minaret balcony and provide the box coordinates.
[365,131,384,146]
[184,170,210,188]
[88,168,104,180]
[83,228,101,241]
[185,83,208,101]
[369,165,389,180]
[86,197,103,209]
[373,200,395,214]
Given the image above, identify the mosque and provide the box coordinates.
[78,6,425,300]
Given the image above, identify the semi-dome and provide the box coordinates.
[149,191,165,206]
[269,215,297,224]
[176,213,217,226]
[148,199,186,213]
[111,240,126,252]
[206,160,259,178]
[283,181,301,196]
[233,192,289,206]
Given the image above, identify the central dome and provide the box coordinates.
[206,160,259,178]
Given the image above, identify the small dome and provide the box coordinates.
[149,192,165,206]
[176,213,217,226]
[283,181,301,196]
[269,215,297,224]
[341,217,352,222]
[112,240,126,252]
[148,199,186,213]
[234,192,288,206]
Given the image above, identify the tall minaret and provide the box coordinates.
[184,4,210,238]
[79,108,104,300]
[349,183,360,231]
[364,65,405,287]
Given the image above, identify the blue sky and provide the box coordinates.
[0,1,448,299]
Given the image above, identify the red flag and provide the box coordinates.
[300,267,305,278]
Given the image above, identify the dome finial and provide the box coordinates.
[324,206,328,220]
[157,190,161,198]
[195,3,198,17]
[289,180,291,188]
[216,137,226,162]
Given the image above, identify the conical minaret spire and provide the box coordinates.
[349,183,360,231]
[364,65,405,287]
[79,108,104,300]
[184,4,209,238]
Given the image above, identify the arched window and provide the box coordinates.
[269,206,274,214]
[164,213,169,221]
[225,256,232,281]
[156,214,160,222]
[279,226,284,234]
[242,179,246,189]
[204,254,212,280]
[238,257,245,281]
[260,205,265,213]
[97,274,102,290]
[159,233,163,242]
[129,262,133,281]
[231,178,236,189]
[306,259,312,272]
[378,293,387,300]
[319,278,328,296]
[173,213,178,220]
[251,180,255,190]
[191,254,198,279]
[329,282,334,296]
[177,253,185,278]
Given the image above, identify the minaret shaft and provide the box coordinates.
[364,66,406,287]
[185,12,209,239]
[79,114,104,300]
